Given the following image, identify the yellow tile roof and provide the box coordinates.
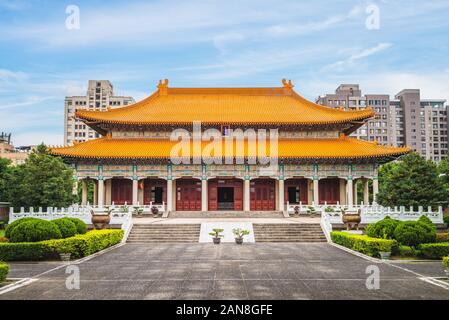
[75,81,374,125]
[50,137,410,160]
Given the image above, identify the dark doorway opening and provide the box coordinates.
[217,187,234,210]
[152,187,163,204]
[287,186,299,204]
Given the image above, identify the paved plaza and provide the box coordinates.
[1,243,449,300]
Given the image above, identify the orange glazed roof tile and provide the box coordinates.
[50,137,410,160]
[75,80,375,126]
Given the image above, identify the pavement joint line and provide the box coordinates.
[0,278,39,295]
[418,277,449,290]
[0,242,125,295]
[330,241,449,291]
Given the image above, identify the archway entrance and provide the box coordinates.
[143,178,166,205]
[284,178,309,205]
[208,178,243,211]
[250,178,276,211]
[176,178,201,211]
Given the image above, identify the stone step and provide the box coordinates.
[253,223,326,243]
[127,224,201,243]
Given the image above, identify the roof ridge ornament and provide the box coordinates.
[157,79,169,96]
[282,78,294,89]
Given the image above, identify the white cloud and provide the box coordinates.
[323,42,393,71]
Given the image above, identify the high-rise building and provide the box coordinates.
[391,90,447,161]
[316,85,391,144]
[64,80,135,144]
[317,85,448,161]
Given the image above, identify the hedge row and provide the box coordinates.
[0,262,9,282]
[330,231,398,258]
[418,242,449,259]
[0,229,124,261]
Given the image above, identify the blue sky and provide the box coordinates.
[1,0,449,146]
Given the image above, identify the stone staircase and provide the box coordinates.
[253,223,327,242]
[127,224,201,243]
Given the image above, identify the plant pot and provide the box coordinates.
[379,251,391,260]
[59,253,71,262]
[445,270,449,280]
[213,237,221,244]
[235,237,243,245]
[91,214,111,230]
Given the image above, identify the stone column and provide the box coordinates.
[278,179,284,211]
[166,179,173,212]
[201,179,208,211]
[97,179,104,207]
[373,178,379,204]
[93,181,98,205]
[313,178,319,205]
[353,180,358,205]
[244,179,250,211]
[346,178,353,207]
[132,179,138,205]
[81,179,88,205]
[339,179,346,205]
[363,179,369,204]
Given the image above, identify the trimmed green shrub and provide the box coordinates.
[52,218,77,238]
[0,229,123,261]
[418,215,434,227]
[65,218,87,234]
[393,221,436,247]
[443,256,449,270]
[398,245,420,257]
[331,231,397,258]
[366,216,400,239]
[0,243,54,261]
[5,217,40,239]
[419,242,449,259]
[436,233,449,242]
[0,262,9,282]
[9,219,61,243]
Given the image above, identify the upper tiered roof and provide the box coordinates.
[76,79,374,127]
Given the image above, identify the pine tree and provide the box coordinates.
[377,152,448,208]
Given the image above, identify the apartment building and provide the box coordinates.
[317,85,448,161]
[64,80,135,144]
[316,84,391,144]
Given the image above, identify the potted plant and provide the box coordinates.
[56,243,72,262]
[232,228,250,245]
[91,206,112,230]
[306,206,316,215]
[209,228,224,244]
[294,206,300,215]
[151,206,159,216]
[133,206,143,217]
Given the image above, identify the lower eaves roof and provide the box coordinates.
[50,137,410,161]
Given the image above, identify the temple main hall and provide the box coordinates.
[51,79,409,212]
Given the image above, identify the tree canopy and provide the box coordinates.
[5,144,76,208]
[377,152,448,208]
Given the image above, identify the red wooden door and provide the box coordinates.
[319,179,340,204]
[111,179,132,205]
[250,179,275,211]
[176,179,201,211]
